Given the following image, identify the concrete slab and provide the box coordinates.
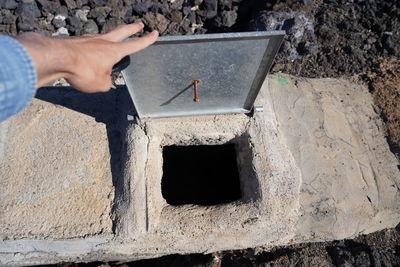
[0,75,398,265]
[0,99,114,241]
[266,76,400,241]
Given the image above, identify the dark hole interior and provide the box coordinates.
[162,144,242,206]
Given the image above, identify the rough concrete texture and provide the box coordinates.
[0,75,399,265]
[0,99,114,241]
[265,76,400,240]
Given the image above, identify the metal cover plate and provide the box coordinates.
[122,31,284,118]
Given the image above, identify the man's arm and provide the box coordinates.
[15,22,158,92]
[0,22,158,122]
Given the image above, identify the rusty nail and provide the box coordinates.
[193,79,200,102]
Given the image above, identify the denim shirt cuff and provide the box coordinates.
[0,35,37,122]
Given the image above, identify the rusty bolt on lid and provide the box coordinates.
[193,79,200,102]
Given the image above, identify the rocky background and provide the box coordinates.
[1,0,399,266]
[1,0,398,75]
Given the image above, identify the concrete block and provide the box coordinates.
[0,75,399,265]
[0,98,114,241]
[266,76,400,240]
[117,112,300,249]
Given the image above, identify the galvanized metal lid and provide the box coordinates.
[122,31,284,119]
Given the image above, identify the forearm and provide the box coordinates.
[13,23,158,93]
[0,23,157,122]
[15,33,74,88]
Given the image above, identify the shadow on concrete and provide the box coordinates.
[35,85,134,234]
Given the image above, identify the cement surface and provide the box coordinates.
[266,77,400,240]
[0,75,398,265]
[0,99,114,241]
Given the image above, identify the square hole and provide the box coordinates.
[162,144,242,206]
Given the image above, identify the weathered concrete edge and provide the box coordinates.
[0,235,334,266]
[2,222,400,267]
[0,235,112,266]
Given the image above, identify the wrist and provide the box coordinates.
[15,33,76,87]
[48,38,75,81]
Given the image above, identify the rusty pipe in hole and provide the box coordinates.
[193,79,200,102]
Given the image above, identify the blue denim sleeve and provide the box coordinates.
[0,34,37,122]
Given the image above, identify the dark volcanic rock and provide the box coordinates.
[52,16,66,28]
[108,0,123,9]
[17,16,36,32]
[143,12,169,34]
[58,5,69,17]
[250,11,319,61]
[15,0,42,18]
[203,0,218,19]
[37,0,62,14]
[95,15,106,27]
[187,11,197,24]
[145,2,168,16]
[15,0,41,32]
[76,0,89,8]
[284,0,400,77]
[75,9,88,22]
[182,6,191,16]
[62,0,77,10]
[88,0,106,8]
[219,0,232,10]
[170,10,183,23]
[219,10,238,28]
[83,19,99,34]
[88,6,111,19]
[0,0,397,79]
[193,0,203,5]
[110,7,129,20]
[66,15,83,34]
[100,17,120,34]
[164,22,181,35]
[37,17,55,34]
[0,0,18,10]
[108,0,130,18]
[132,2,152,15]
[180,17,191,33]
[1,9,17,25]
[383,34,400,55]
[169,0,184,10]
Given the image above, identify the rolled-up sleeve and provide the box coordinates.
[0,35,37,122]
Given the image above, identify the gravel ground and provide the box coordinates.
[1,0,399,266]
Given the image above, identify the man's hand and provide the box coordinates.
[15,22,158,93]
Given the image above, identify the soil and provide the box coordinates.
[0,0,399,266]
[365,57,400,157]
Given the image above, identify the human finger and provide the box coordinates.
[102,22,144,42]
[116,30,159,57]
